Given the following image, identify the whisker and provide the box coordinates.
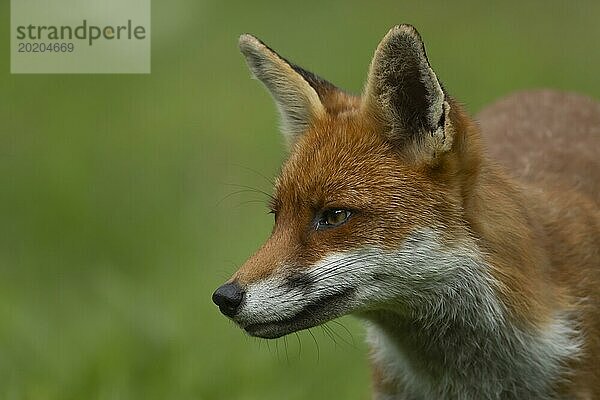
[326,321,357,349]
[234,199,270,208]
[305,258,381,286]
[330,320,357,348]
[227,163,276,187]
[321,324,339,348]
[223,183,275,202]
[283,257,383,301]
[294,331,302,358]
[281,254,382,300]
[283,335,290,364]
[300,256,379,284]
[217,189,267,206]
[307,253,383,281]
[307,328,320,362]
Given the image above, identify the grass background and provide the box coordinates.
[1,1,599,399]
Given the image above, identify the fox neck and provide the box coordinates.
[359,211,577,399]
[364,302,577,399]
[360,117,580,398]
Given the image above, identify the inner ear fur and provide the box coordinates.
[239,34,347,147]
[362,24,454,162]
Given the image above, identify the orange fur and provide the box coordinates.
[217,26,600,399]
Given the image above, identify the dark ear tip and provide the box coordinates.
[397,24,419,34]
[385,24,423,44]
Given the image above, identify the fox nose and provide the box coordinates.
[212,282,245,317]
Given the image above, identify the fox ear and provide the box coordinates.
[363,25,453,162]
[239,34,329,146]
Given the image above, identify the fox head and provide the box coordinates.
[213,25,486,339]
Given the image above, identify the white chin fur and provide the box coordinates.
[234,228,580,397]
[234,228,501,332]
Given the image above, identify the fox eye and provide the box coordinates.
[317,209,351,229]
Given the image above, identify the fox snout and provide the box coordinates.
[212,240,364,339]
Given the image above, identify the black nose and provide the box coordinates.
[212,282,245,317]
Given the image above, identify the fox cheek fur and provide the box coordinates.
[213,24,600,399]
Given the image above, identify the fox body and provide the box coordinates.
[212,25,600,399]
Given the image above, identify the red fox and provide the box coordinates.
[213,25,600,399]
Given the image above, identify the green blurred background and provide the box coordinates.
[1,1,599,399]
